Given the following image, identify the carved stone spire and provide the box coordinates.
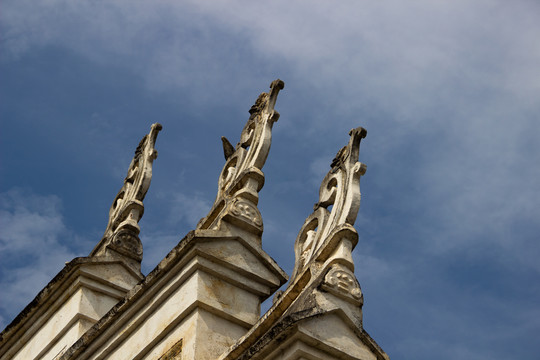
[291,127,367,284]
[197,80,284,241]
[91,123,162,273]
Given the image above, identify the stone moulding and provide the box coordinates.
[197,79,284,240]
[90,123,162,273]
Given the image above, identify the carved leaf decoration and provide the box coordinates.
[291,127,367,281]
[197,80,284,232]
[221,136,235,160]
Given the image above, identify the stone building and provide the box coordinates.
[0,80,389,360]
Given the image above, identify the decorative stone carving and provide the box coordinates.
[198,126,386,360]
[110,229,144,258]
[230,199,263,227]
[197,80,284,236]
[291,127,367,281]
[321,264,363,305]
[91,123,162,264]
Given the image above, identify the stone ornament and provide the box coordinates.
[291,127,367,281]
[91,123,162,262]
[229,199,263,227]
[321,263,363,305]
[218,127,382,360]
[197,80,284,236]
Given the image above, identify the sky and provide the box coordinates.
[1,1,539,359]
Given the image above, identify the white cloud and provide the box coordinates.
[0,189,80,329]
[164,191,213,227]
[2,1,538,133]
[1,1,539,357]
[0,192,64,252]
[2,1,535,92]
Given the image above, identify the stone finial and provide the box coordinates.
[218,128,384,360]
[197,80,284,238]
[291,127,367,282]
[90,123,162,271]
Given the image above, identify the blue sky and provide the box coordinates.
[1,1,539,359]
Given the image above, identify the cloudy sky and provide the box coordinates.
[1,1,539,359]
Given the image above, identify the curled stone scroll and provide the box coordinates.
[91,123,162,270]
[197,80,284,238]
[291,127,367,281]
